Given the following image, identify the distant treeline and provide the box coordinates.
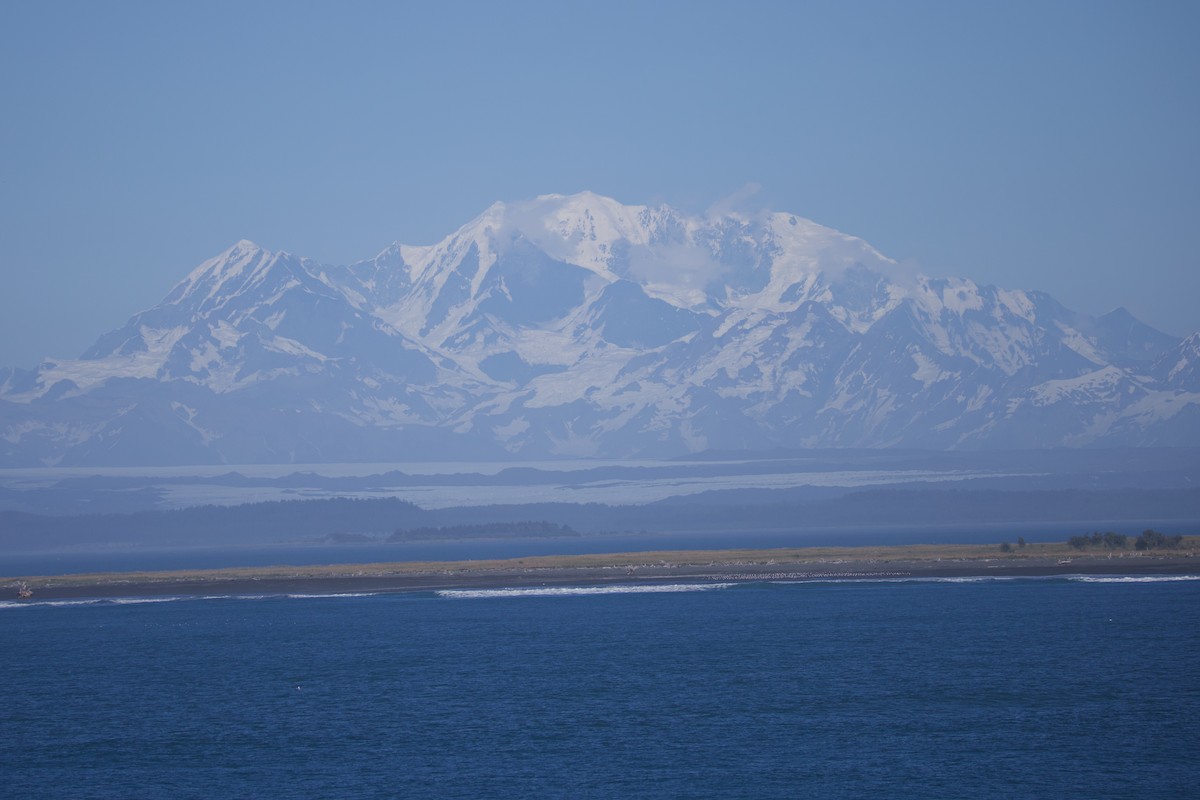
[2,487,1198,552]
[1067,529,1185,551]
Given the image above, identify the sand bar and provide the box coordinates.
[5,539,1199,601]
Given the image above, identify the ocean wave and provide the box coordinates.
[1069,575,1200,584]
[0,596,189,610]
[771,575,1024,585]
[437,583,736,599]
[104,596,188,605]
[771,574,1200,586]
[0,590,384,610]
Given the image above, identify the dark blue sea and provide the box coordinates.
[4,576,1198,798]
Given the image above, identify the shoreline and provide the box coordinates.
[5,540,1199,601]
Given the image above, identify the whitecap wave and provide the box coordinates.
[1069,575,1200,584]
[0,596,188,610]
[0,598,99,610]
[437,583,735,599]
[104,596,188,605]
[0,590,383,610]
[771,575,1023,585]
[769,574,1200,587]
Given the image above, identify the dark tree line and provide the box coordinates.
[1067,529,1183,551]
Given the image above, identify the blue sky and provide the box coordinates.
[1,0,1197,367]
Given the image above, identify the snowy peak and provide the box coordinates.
[420,192,658,284]
[380,194,911,325]
[517,191,656,260]
[762,211,896,274]
[0,191,1195,465]
[165,239,273,306]
[1156,332,1200,390]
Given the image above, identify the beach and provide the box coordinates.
[6,540,1198,601]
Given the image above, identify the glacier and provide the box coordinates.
[1,191,1196,466]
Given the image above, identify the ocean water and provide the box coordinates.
[3,577,1197,798]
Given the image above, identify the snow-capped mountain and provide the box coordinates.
[2,192,1197,465]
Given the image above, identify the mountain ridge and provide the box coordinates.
[2,192,1197,466]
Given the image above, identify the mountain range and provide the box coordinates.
[2,191,1197,466]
